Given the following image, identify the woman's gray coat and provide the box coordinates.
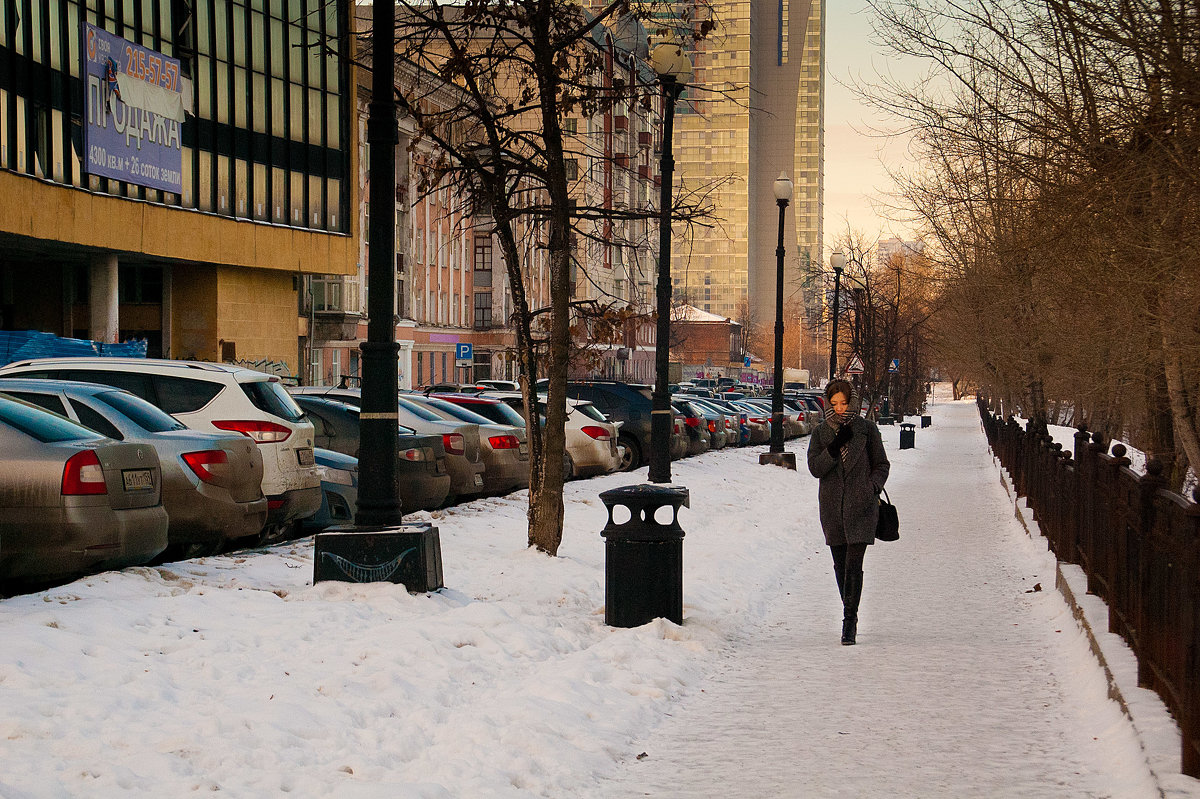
[807,416,890,546]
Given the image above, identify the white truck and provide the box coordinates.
[782,368,810,390]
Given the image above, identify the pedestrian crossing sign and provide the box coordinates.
[889,358,900,373]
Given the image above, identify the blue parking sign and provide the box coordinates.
[455,343,473,365]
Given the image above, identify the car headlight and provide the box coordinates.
[320,466,356,486]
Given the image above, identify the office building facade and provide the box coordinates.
[0,0,357,373]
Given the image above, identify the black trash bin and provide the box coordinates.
[599,484,689,627]
[921,414,932,428]
[900,422,916,450]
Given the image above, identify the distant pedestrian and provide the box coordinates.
[806,379,890,645]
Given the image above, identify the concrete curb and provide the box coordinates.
[994,459,1200,799]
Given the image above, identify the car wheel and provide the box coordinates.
[617,434,641,472]
[563,451,575,481]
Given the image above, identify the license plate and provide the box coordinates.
[435,459,447,475]
[473,473,484,487]
[519,443,528,457]
[122,469,153,491]
[297,448,315,466]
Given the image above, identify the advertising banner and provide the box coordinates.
[81,22,185,194]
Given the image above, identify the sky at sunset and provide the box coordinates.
[822,1,924,251]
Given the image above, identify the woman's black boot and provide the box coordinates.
[841,569,862,645]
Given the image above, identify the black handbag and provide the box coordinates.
[876,488,899,541]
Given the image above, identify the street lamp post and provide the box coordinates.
[829,251,845,379]
[769,173,791,457]
[313,0,442,592]
[647,42,691,484]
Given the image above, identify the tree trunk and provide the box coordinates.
[1161,332,1200,493]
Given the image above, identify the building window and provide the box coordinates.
[474,292,492,329]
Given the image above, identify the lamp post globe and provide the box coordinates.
[647,41,690,484]
[829,251,845,381]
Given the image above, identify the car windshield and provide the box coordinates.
[424,398,494,426]
[241,379,305,422]
[450,399,526,427]
[570,402,608,423]
[0,394,102,442]
[396,396,448,422]
[96,390,187,433]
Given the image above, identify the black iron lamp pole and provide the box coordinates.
[355,0,402,526]
[829,251,845,382]
[769,173,792,454]
[647,42,691,485]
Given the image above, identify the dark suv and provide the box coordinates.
[560,381,661,471]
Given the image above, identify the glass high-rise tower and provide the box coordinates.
[671,0,824,328]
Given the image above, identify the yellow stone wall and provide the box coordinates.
[171,264,219,362]
[0,171,357,277]
[216,267,300,375]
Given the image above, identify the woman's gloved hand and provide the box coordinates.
[828,424,853,455]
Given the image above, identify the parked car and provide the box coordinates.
[471,379,521,392]
[0,393,169,586]
[670,399,712,456]
[729,399,773,444]
[686,395,752,447]
[288,387,486,505]
[290,394,451,512]
[0,379,267,559]
[560,381,660,471]
[0,358,321,539]
[481,392,623,479]
[739,397,809,438]
[299,448,359,533]
[406,395,530,496]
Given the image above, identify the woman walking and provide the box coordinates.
[806,379,890,645]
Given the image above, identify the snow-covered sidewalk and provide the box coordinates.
[592,399,1163,798]
[0,393,1195,798]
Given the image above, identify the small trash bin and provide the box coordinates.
[900,422,916,450]
[599,484,689,627]
[921,414,932,428]
[879,415,894,425]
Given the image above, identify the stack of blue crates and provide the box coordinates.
[0,330,148,367]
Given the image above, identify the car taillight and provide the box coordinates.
[212,420,292,443]
[685,417,701,428]
[182,449,229,484]
[62,450,107,495]
[488,434,520,450]
[442,433,465,455]
[707,420,717,433]
[673,420,682,434]
[400,447,429,462]
[581,425,611,441]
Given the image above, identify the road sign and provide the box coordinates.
[744,356,751,368]
[455,342,473,367]
[888,358,900,373]
[845,353,865,375]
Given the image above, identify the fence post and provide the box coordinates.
[1134,459,1167,688]
[1105,443,1132,631]
[1183,487,1200,778]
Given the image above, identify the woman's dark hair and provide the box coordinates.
[825,379,853,402]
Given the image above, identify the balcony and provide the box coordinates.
[309,276,364,341]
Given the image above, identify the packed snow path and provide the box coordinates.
[594,399,1158,798]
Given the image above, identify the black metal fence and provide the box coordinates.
[978,399,1200,778]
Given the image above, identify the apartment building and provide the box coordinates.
[0,0,358,373]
